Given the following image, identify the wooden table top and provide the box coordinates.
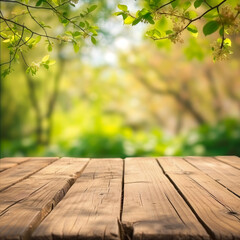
[0,156,239,240]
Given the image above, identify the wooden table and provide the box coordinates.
[0,156,239,240]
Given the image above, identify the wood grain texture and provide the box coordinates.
[0,157,58,192]
[32,158,123,240]
[121,157,209,240]
[158,157,240,240]
[0,158,89,240]
[215,156,240,170]
[185,156,240,197]
[0,157,30,172]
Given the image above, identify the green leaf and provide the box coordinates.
[171,0,179,9]
[121,13,128,20]
[203,9,218,19]
[138,8,149,16]
[89,27,98,36]
[114,12,123,16]
[166,30,173,35]
[182,1,191,11]
[146,29,161,38]
[48,43,52,52]
[187,24,198,33]
[48,60,56,65]
[132,18,141,26]
[143,13,155,24]
[187,24,198,37]
[34,35,41,44]
[219,26,224,37]
[1,69,11,78]
[42,55,49,62]
[36,0,43,6]
[187,10,198,19]
[65,31,72,36]
[89,5,97,13]
[79,22,85,28]
[124,15,135,24]
[52,0,59,5]
[43,63,49,69]
[72,31,81,38]
[203,21,220,36]
[118,4,128,11]
[85,21,90,28]
[61,19,69,27]
[91,36,97,45]
[3,39,10,43]
[26,67,31,74]
[194,0,203,8]
[73,43,79,52]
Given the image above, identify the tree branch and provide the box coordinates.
[155,0,176,12]
[0,16,67,41]
[0,0,70,11]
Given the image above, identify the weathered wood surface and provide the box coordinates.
[215,156,240,170]
[0,157,30,172]
[33,158,123,240]
[122,157,209,240]
[0,157,58,191]
[184,156,240,197]
[0,156,239,240]
[0,158,89,240]
[158,157,240,240]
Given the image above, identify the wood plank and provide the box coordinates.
[215,156,240,170]
[0,158,89,240]
[0,157,30,172]
[0,157,58,192]
[32,158,123,240]
[121,157,209,240]
[185,156,240,197]
[158,157,240,240]
[0,157,89,212]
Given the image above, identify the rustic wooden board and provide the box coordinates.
[32,158,123,240]
[0,157,30,172]
[158,157,240,240]
[215,156,240,170]
[0,157,58,192]
[0,158,89,240]
[121,157,209,240]
[185,156,240,197]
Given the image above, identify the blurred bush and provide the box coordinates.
[3,118,240,158]
[2,118,239,158]
[181,118,240,156]
[67,132,126,158]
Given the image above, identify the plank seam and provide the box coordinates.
[18,158,90,240]
[0,182,49,217]
[214,156,240,170]
[120,158,125,222]
[183,172,240,221]
[184,157,240,199]
[163,192,187,226]
[0,157,30,173]
[156,158,216,240]
[0,158,59,193]
[118,158,134,240]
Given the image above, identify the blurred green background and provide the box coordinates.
[1,0,240,158]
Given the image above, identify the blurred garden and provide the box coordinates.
[1,0,240,158]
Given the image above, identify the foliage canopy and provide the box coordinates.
[0,0,98,77]
[0,0,240,78]
[116,0,240,61]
